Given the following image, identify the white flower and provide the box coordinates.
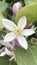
[0,47,15,61]
[0,48,14,56]
[0,40,15,61]
[0,40,14,57]
[2,16,35,49]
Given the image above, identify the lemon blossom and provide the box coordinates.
[0,40,15,57]
[0,39,15,61]
[2,16,35,49]
[0,47,15,61]
[0,47,14,56]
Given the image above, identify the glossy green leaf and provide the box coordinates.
[15,2,37,26]
[15,44,37,65]
[0,2,8,13]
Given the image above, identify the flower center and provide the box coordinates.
[14,27,22,36]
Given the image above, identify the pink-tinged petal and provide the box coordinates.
[12,2,22,15]
[4,32,16,42]
[2,19,16,31]
[18,16,27,30]
[5,48,14,56]
[14,39,21,47]
[17,35,28,49]
[0,47,5,52]
[22,29,35,36]
[26,24,32,29]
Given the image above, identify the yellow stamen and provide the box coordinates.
[14,27,22,36]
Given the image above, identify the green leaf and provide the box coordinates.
[0,30,6,40]
[24,0,37,5]
[0,2,8,13]
[0,14,4,29]
[15,2,37,26]
[0,2,8,29]
[35,28,37,35]
[0,21,3,29]
[0,56,17,65]
[15,44,37,65]
[0,30,6,47]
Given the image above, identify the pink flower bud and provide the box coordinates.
[12,2,22,15]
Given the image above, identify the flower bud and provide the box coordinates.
[12,2,22,15]
[27,24,33,29]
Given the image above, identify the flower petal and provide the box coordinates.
[0,52,6,56]
[17,35,28,49]
[18,16,27,30]
[5,48,14,56]
[2,19,16,31]
[4,32,16,42]
[22,29,35,36]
